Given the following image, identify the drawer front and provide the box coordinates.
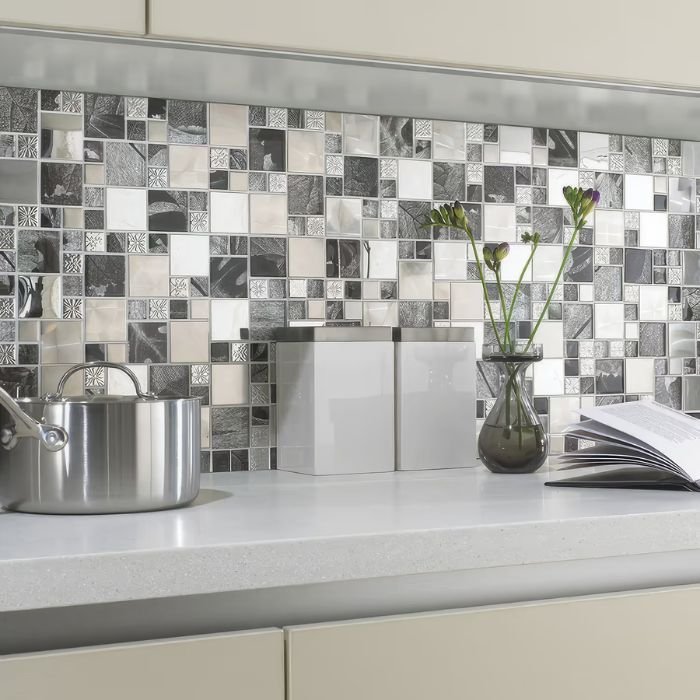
[1,629,284,700]
[286,585,700,700]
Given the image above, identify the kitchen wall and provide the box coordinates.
[0,84,697,469]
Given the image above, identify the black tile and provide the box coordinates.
[150,364,188,397]
[380,116,413,157]
[211,342,230,362]
[484,166,514,204]
[84,255,125,296]
[84,93,125,139]
[433,162,465,201]
[210,256,248,297]
[40,163,82,206]
[249,128,285,171]
[17,231,59,273]
[148,190,187,231]
[344,156,378,197]
[250,238,286,277]
[398,201,431,240]
[167,99,207,144]
[288,175,324,215]
[128,322,167,363]
[0,87,37,133]
[548,129,578,167]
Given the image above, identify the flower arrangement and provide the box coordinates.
[422,186,601,356]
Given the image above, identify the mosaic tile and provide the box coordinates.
[2,82,700,463]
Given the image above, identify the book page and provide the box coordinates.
[579,401,700,481]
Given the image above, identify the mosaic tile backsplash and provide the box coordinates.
[1,85,700,469]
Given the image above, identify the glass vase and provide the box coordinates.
[478,343,548,474]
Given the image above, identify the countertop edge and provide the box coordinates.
[4,508,700,612]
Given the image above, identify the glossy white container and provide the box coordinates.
[276,327,394,475]
[394,328,477,470]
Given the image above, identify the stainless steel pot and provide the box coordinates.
[0,362,201,514]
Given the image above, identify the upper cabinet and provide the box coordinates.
[148,0,700,89]
[0,0,145,35]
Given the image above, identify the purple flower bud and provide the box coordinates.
[582,188,601,205]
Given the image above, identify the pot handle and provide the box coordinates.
[0,385,68,452]
[46,362,157,401]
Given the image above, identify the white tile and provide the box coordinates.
[450,282,483,320]
[499,126,532,165]
[210,103,248,147]
[210,191,248,233]
[624,174,654,210]
[249,193,287,234]
[531,321,563,358]
[169,145,208,189]
[639,212,668,247]
[499,244,532,282]
[170,234,210,276]
[363,241,397,279]
[106,188,146,230]
[533,359,564,395]
[548,397,581,433]
[433,241,467,280]
[211,300,248,340]
[594,303,624,338]
[170,321,209,362]
[595,210,624,246]
[639,285,668,320]
[343,114,378,155]
[548,169,578,206]
[579,132,609,170]
[363,301,398,326]
[287,130,324,173]
[108,365,148,397]
[484,204,516,242]
[211,364,249,405]
[129,255,169,296]
[398,261,432,299]
[433,121,466,160]
[397,159,431,199]
[532,245,562,282]
[289,238,326,277]
[326,197,362,235]
[625,358,655,394]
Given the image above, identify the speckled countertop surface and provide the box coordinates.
[3,468,700,612]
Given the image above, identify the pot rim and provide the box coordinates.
[12,395,202,405]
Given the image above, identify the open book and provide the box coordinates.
[545,401,700,492]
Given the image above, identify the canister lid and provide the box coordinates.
[275,326,393,342]
[392,328,475,342]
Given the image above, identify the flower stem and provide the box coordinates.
[494,266,511,352]
[465,233,505,353]
[524,217,586,353]
[504,240,538,347]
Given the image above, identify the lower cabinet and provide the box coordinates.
[285,585,700,700]
[0,628,284,700]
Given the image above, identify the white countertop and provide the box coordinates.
[3,467,700,612]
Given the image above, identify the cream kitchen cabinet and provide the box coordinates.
[148,0,700,89]
[0,0,145,35]
[285,585,700,700]
[1,628,284,700]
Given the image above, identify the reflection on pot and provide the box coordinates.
[17,275,61,319]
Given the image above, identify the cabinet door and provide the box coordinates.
[1,629,284,700]
[148,0,700,88]
[0,0,145,34]
[286,585,700,700]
